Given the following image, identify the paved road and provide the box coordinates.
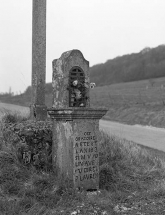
[100,120,165,152]
[1,102,165,152]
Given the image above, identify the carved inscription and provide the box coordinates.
[73,131,99,186]
[22,151,31,164]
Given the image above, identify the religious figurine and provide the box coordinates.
[69,79,89,107]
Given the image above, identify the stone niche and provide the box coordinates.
[48,50,107,190]
[52,50,90,108]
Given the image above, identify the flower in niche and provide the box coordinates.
[90,82,96,89]
[73,80,78,86]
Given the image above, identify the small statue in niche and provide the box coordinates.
[69,79,89,107]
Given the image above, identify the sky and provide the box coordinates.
[0,0,165,94]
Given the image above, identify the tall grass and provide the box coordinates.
[0,113,165,214]
[0,109,29,123]
[99,132,165,202]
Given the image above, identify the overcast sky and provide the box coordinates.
[0,0,165,94]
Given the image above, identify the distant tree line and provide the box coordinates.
[22,45,165,95]
[1,45,165,106]
[89,45,165,86]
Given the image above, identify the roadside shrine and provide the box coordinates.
[48,50,107,190]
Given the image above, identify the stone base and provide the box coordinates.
[30,104,47,121]
[48,108,108,190]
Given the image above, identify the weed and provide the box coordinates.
[1,110,29,123]
[99,131,165,195]
[1,114,165,213]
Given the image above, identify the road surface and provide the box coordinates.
[100,120,165,152]
[1,102,165,152]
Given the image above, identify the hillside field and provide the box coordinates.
[90,77,165,127]
[1,76,165,127]
[91,76,165,107]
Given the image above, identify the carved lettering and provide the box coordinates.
[73,130,99,185]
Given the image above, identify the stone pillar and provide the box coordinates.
[30,0,47,121]
[48,50,108,190]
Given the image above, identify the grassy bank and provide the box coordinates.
[1,114,165,214]
[90,77,165,128]
[1,77,165,128]
[103,105,165,128]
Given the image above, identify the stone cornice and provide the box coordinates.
[47,108,108,120]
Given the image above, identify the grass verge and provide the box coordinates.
[0,113,165,214]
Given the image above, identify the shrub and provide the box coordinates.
[0,119,53,171]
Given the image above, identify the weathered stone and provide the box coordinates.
[52,50,90,108]
[1,120,52,170]
[48,50,107,190]
[30,104,47,121]
[31,0,47,121]
[51,114,106,190]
